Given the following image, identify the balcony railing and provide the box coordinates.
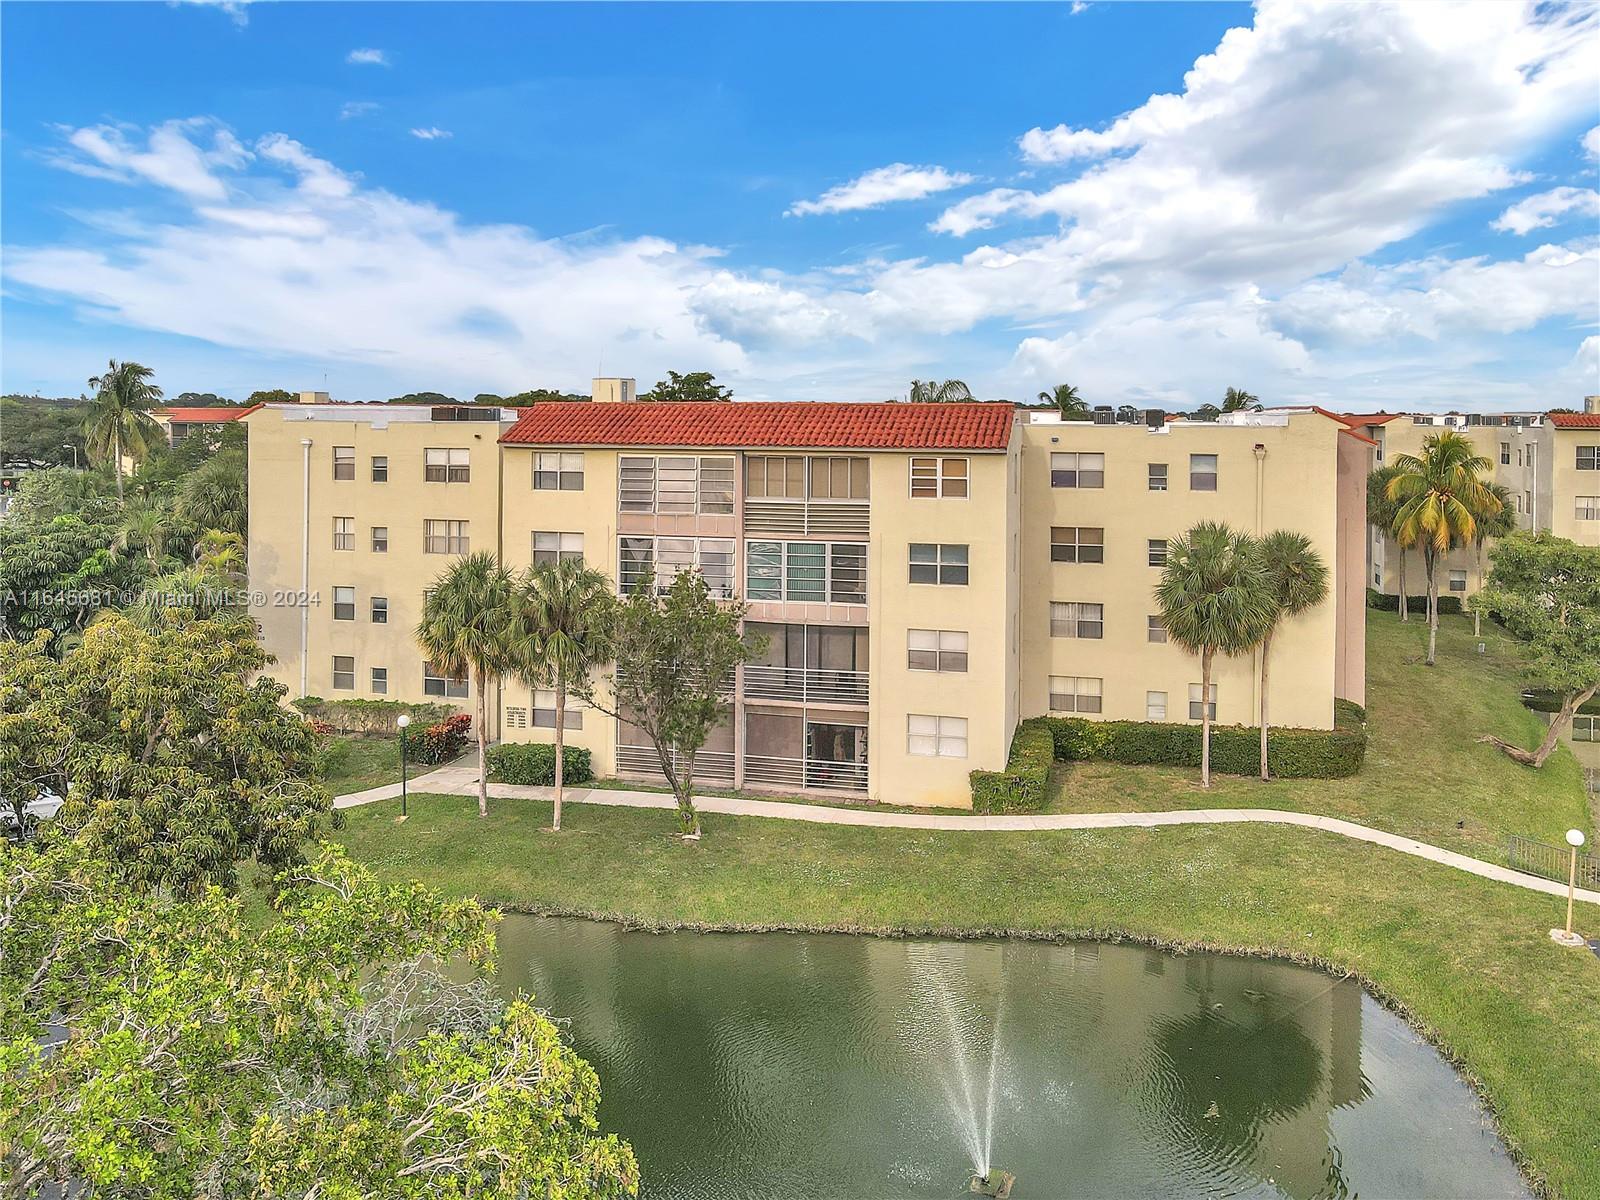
[744,499,869,537]
[742,665,868,706]
[615,743,735,783]
[744,754,868,793]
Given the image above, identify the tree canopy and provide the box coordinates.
[907,378,973,403]
[0,396,87,468]
[642,371,732,403]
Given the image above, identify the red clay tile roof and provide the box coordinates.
[499,401,1016,451]
[1549,412,1600,428]
[161,404,261,423]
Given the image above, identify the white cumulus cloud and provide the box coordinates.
[346,48,389,66]
[410,127,453,141]
[787,164,976,217]
[1491,185,1600,235]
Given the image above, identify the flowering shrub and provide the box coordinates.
[412,713,471,765]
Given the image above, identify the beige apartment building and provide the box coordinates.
[247,385,1368,808]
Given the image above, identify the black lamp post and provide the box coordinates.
[396,713,410,822]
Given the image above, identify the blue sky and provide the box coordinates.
[2,1,1596,410]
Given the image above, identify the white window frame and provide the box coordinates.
[909,542,969,585]
[620,536,735,598]
[1049,676,1103,714]
[370,666,388,695]
[371,455,389,482]
[533,531,585,565]
[1576,496,1600,521]
[1577,445,1597,471]
[1148,462,1168,492]
[745,540,866,604]
[332,656,355,690]
[1188,682,1218,721]
[1189,453,1218,491]
[332,586,355,621]
[910,456,969,499]
[1148,538,1168,567]
[1146,690,1167,721]
[907,714,967,758]
[1050,602,1104,639]
[1050,526,1104,564]
[619,455,735,514]
[534,452,584,490]
[371,526,388,553]
[907,629,968,673]
[1448,570,1468,592]
[332,446,355,480]
[1050,452,1104,489]
[1147,614,1167,643]
[371,595,388,623]
[333,516,354,551]
[533,689,584,730]
[425,447,470,483]
[423,660,469,699]
[424,519,470,555]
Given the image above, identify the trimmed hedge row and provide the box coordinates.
[968,720,1054,814]
[1366,589,1462,615]
[486,742,595,786]
[292,696,459,735]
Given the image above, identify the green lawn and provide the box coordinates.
[329,608,1600,1198]
[317,734,403,795]
[1047,611,1591,858]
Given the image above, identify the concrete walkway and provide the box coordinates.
[337,766,1600,908]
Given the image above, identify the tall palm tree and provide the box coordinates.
[83,360,164,502]
[1366,463,1410,621]
[415,553,526,817]
[1468,483,1517,638]
[518,558,613,832]
[114,500,172,568]
[1221,387,1261,412]
[1386,432,1498,666]
[176,453,247,535]
[1156,522,1277,788]
[907,379,973,403]
[1038,383,1088,420]
[1255,531,1329,780]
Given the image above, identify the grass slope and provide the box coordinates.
[318,735,402,795]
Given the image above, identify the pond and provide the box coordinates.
[496,915,1528,1200]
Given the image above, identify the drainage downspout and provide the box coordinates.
[1252,443,1266,720]
[300,437,312,698]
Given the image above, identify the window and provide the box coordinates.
[1516,447,1523,468]
[1579,446,1599,471]
[1049,676,1102,714]
[1050,526,1104,564]
[1573,715,1598,743]
[745,540,866,603]
[620,537,735,597]
[619,456,735,514]
[1188,682,1218,721]
[1050,602,1104,639]
[1189,453,1218,491]
[1148,539,1168,567]
[1577,496,1600,521]
[908,629,968,672]
[333,517,354,551]
[1525,490,1532,516]
[909,543,968,585]
[1146,690,1167,721]
[371,526,388,553]
[371,667,388,695]
[534,452,584,490]
[1448,570,1467,593]
[425,447,470,483]
[1500,443,1510,466]
[810,456,870,500]
[333,586,355,621]
[533,689,584,730]
[907,714,967,758]
[1148,463,1168,491]
[1050,452,1104,489]
[423,660,468,699]
[332,656,355,690]
[910,457,968,498]
[746,455,806,499]
[1147,614,1167,643]
[533,531,585,565]
[424,519,469,555]
[372,455,389,483]
[333,446,354,480]
[371,596,388,623]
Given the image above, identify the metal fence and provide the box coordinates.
[1507,835,1600,890]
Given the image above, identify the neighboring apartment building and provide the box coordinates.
[152,401,263,445]
[248,385,1368,808]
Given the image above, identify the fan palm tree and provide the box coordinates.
[1366,463,1410,621]
[1221,387,1262,412]
[415,553,528,817]
[176,453,247,535]
[518,558,613,832]
[1255,531,1329,780]
[114,500,172,568]
[1156,522,1277,788]
[83,360,164,502]
[1038,383,1088,420]
[907,379,973,403]
[1468,483,1517,638]
[1386,432,1498,666]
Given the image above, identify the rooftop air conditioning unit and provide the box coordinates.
[1145,409,1166,429]
[1091,408,1116,425]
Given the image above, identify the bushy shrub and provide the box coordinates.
[1039,709,1366,779]
[969,719,1054,813]
[1366,589,1462,615]
[293,697,457,735]
[486,742,594,786]
[412,713,471,765]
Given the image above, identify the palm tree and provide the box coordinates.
[1468,484,1517,638]
[1386,432,1499,666]
[415,552,527,817]
[83,360,164,502]
[1038,383,1088,420]
[908,379,973,403]
[1366,464,1410,621]
[518,558,612,832]
[1255,531,1329,780]
[1221,387,1261,412]
[114,500,172,568]
[176,453,247,535]
[1156,522,1277,788]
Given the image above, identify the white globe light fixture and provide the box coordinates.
[1551,829,1589,947]
[395,715,412,822]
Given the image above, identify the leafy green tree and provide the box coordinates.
[169,391,235,406]
[642,371,732,402]
[1221,387,1262,412]
[415,553,526,817]
[1475,533,1600,767]
[0,503,144,649]
[1386,431,1499,666]
[907,378,972,403]
[114,497,175,568]
[387,390,458,405]
[0,396,87,468]
[175,447,248,536]
[1038,383,1088,420]
[1,464,116,523]
[1155,522,1276,788]
[1467,483,1517,637]
[1366,463,1410,620]
[1,614,331,893]
[0,842,639,1198]
[82,360,164,502]
[1255,531,1329,780]
[503,387,588,405]
[580,570,758,838]
[246,387,295,404]
[519,559,613,832]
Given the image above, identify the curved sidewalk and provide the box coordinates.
[336,767,1600,908]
